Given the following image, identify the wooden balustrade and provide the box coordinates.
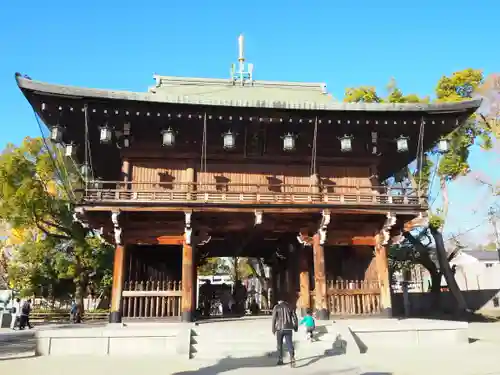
[122,280,182,318]
[81,181,426,207]
[313,280,381,316]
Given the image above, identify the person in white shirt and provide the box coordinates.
[10,298,21,330]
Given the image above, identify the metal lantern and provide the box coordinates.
[99,125,113,144]
[222,130,236,150]
[65,143,76,157]
[438,139,450,153]
[161,127,175,147]
[282,133,296,151]
[50,125,64,143]
[80,163,91,179]
[123,137,130,148]
[396,135,409,153]
[339,135,353,152]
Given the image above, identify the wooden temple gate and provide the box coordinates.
[16,35,478,322]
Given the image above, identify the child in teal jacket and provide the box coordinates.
[299,309,316,341]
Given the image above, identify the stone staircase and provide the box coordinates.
[190,317,354,360]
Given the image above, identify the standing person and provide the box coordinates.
[19,299,33,330]
[10,298,21,330]
[299,308,316,341]
[271,299,298,367]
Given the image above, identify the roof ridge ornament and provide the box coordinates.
[231,34,253,86]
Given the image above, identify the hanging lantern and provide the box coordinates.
[396,135,409,153]
[282,133,296,151]
[339,134,353,152]
[50,125,64,143]
[222,130,236,150]
[80,163,91,179]
[161,127,175,147]
[99,125,113,144]
[438,139,450,153]
[123,137,130,148]
[65,143,76,157]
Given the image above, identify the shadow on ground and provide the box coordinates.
[0,335,36,361]
[171,353,367,375]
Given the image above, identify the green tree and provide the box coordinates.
[197,257,229,276]
[0,137,113,309]
[344,71,496,314]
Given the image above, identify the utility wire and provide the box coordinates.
[33,110,75,203]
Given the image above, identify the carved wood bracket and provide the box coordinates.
[380,212,397,246]
[318,209,331,245]
[254,210,263,226]
[184,211,192,245]
[111,210,122,246]
[73,207,89,228]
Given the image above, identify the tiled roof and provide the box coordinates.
[16,74,482,113]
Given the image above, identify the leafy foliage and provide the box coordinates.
[0,137,113,307]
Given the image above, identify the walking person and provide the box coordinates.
[10,298,21,330]
[299,308,316,341]
[19,299,33,330]
[271,299,298,367]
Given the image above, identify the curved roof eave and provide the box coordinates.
[15,74,483,114]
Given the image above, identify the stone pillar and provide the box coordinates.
[298,245,311,317]
[109,244,126,323]
[312,233,328,320]
[181,241,195,322]
[374,235,392,316]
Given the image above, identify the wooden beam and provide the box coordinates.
[403,215,429,231]
[79,205,424,216]
[157,235,184,245]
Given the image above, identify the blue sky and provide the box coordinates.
[1,0,499,244]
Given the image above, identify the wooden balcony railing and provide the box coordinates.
[81,181,428,207]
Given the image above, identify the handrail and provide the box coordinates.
[80,180,428,206]
[85,180,422,194]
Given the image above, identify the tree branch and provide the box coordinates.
[35,221,71,240]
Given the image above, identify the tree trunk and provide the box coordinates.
[440,176,449,231]
[75,280,86,311]
[430,227,468,314]
[404,233,442,309]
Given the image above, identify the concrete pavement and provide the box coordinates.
[1,321,500,374]
[1,341,500,375]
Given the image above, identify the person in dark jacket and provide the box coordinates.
[271,300,298,367]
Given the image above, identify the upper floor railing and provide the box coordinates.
[80,181,427,207]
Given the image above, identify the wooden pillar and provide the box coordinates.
[270,265,278,307]
[298,245,311,317]
[181,241,195,322]
[109,244,126,323]
[374,235,392,316]
[186,166,195,200]
[312,233,328,320]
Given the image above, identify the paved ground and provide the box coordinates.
[1,321,500,374]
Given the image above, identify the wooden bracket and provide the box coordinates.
[73,207,89,228]
[184,211,193,245]
[111,210,122,246]
[381,212,397,245]
[254,210,263,226]
[318,210,331,245]
[297,229,313,246]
